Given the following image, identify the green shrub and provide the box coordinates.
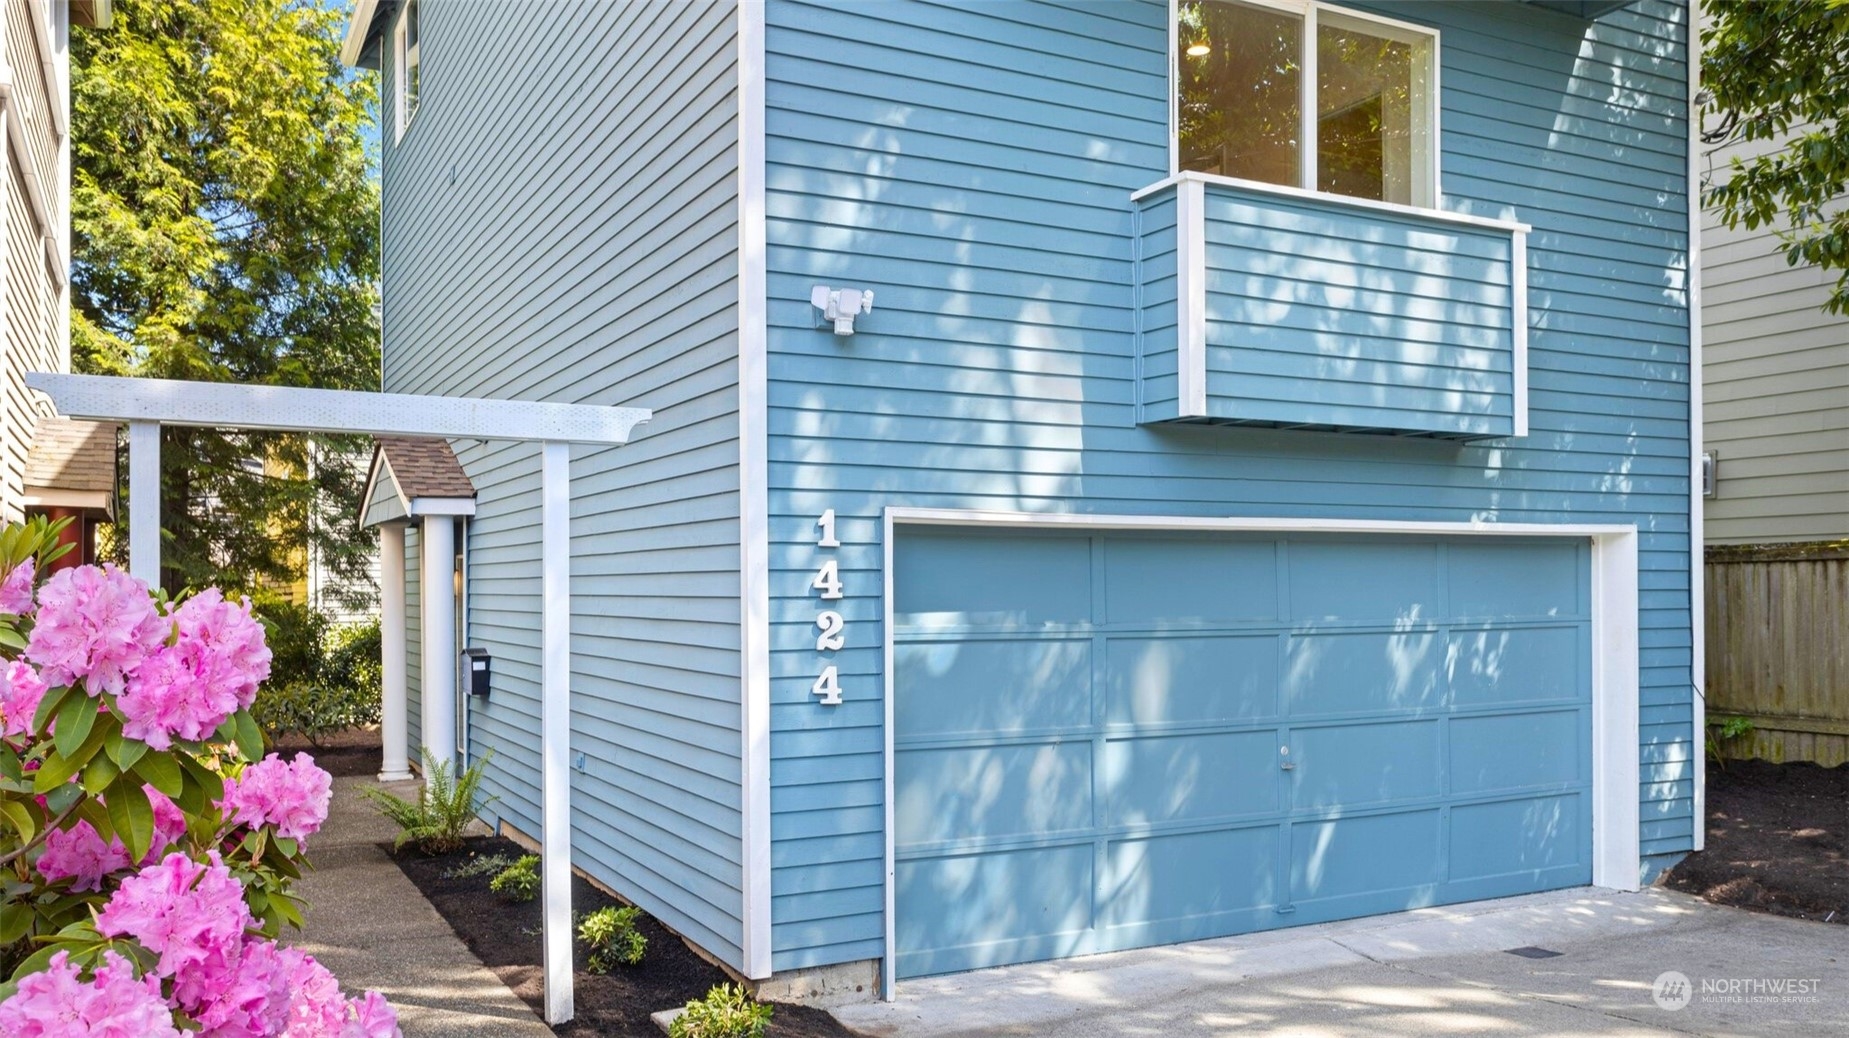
[362,750,497,854]
[669,984,773,1038]
[443,852,521,880]
[250,611,382,745]
[579,905,647,971]
[490,854,540,903]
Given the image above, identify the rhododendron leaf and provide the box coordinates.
[51,692,96,760]
[104,777,153,864]
[0,750,21,783]
[42,782,82,818]
[214,716,239,745]
[132,752,182,798]
[104,729,146,773]
[0,901,26,945]
[0,800,34,845]
[30,684,71,743]
[80,753,118,796]
[10,943,61,981]
[233,711,264,762]
[0,625,23,651]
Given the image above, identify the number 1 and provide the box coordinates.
[817,509,840,548]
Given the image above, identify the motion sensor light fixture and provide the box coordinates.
[812,285,874,335]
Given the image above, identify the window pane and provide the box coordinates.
[1177,1,1301,187]
[1317,20,1419,205]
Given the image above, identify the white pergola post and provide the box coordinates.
[127,421,160,584]
[378,521,412,782]
[540,440,573,1024]
[419,514,456,773]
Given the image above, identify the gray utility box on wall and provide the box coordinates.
[461,647,491,698]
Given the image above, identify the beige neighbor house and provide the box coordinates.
[1701,110,1849,765]
[1,0,116,563]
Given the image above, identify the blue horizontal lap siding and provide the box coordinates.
[765,0,1691,974]
[379,1,748,971]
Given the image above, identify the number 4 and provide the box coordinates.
[811,559,843,600]
[812,666,843,706]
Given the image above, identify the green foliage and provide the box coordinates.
[579,905,647,972]
[251,612,381,746]
[669,984,773,1038]
[1703,0,1849,314]
[1707,714,1758,769]
[442,852,520,881]
[361,751,496,855]
[489,855,540,903]
[71,0,381,600]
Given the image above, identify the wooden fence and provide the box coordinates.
[1705,544,1849,765]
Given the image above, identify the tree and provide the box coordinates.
[71,0,381,605]
[1703,0,1849,314]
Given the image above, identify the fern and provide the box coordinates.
[361,749,497,854]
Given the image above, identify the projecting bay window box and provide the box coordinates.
[1132,173,1530,440]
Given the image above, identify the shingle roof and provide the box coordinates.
[24,417,119,494]
[375,436,474,500]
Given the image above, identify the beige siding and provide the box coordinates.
[0,1,71,523]
[1701,125,1849,544]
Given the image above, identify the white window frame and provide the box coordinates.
[1170,0,1442,210]
[393,0,421,144]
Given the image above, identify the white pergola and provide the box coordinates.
[27,373,649,1025]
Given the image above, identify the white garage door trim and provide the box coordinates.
[877,507,1641,1000]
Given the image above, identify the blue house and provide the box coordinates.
[341,0,1699,1001]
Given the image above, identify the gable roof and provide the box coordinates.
[23,417,119,517]
[358,435,476,528]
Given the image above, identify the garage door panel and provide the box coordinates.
[1104,634,1279,725]
[1286,631,1444,717]
[1291,721,1441,809]
[1447,540,1584,618]
[1291,810,1443,904]
[1288,540,1440,622]
[1450,794,1585,881]
[1103,537,1278,623]
[896,844,1095,976]
[1101,731,1280,825]
[895,742,1093,846]
[1448,626,1585,706]
[893,529,1091,626]
[896,637,1092,737]
[1450,711,1584,794]
[894,528,1593,979]
[1099,828,1280,933]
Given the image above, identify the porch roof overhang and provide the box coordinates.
[360,436,477,529]
[22,416,120,519]
[339,0,394,70]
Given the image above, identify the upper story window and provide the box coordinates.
[1176,0,1437,208]
[394,0,422,143]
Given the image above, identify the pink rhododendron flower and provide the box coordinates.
[116,590,272,750]
[0,659,48,738]
[343,991,401,1038]
[145,784,188,863]
[25,564,166,696]
[0,557,34,614]
[95,852,253,1001]
[0,950,181,1038]
[222,753,332,843]
[36,819,132,892]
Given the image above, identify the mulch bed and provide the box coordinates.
[392,834,859,1037]
[269,727,383,778]
[1664,758,1849,924]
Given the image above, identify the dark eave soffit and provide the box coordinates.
[1519,0,1635,19]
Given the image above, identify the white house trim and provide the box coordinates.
[1174,176,1207,418]
[1686,13,1706,851]
[1132,171,1529,234]
[26,374,648,1027]
[879,506,1642,999]
[338,0,380,67]
[1512,228,1530,437]
[736,0,774,983]
[19,489,109,512]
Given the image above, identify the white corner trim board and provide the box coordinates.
[878,507,1643,1000]
[736,0,775,983]
[1685,10,1706,854]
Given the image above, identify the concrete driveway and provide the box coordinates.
[832,888,1849,1037]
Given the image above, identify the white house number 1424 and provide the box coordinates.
[811,510,844,705]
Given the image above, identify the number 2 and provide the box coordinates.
[815,610,845,652]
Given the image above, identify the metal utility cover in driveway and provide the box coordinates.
[891,528,1593,978]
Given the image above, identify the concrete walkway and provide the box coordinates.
[835,887,1849,1037]
[286,773,554,1037]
